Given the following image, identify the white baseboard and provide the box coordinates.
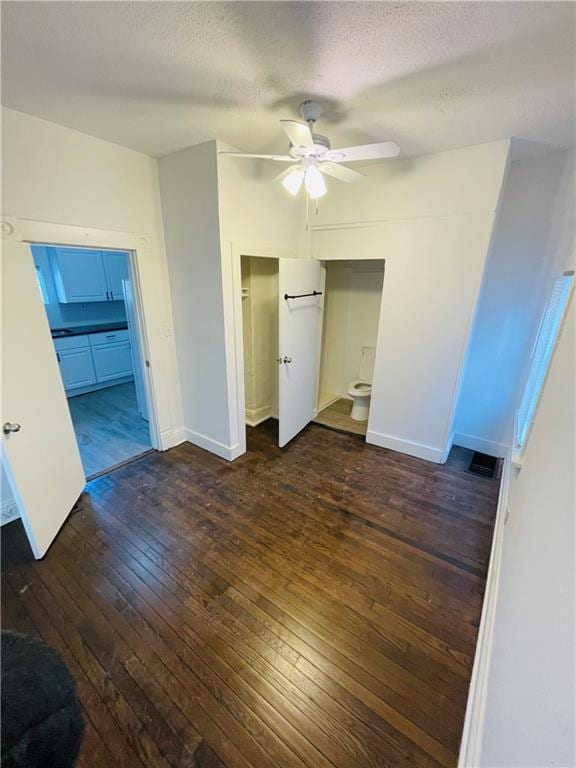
[366,429,445,463]
[170,427,187,447]
[1,499,20,526]
[245,405,273,427]
[159,426,186,450]
[458,450,511,767]
[441,431,456,463]
[184,428,242,461]
[454,432,509,458]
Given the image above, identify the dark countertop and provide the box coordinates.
[50,322,128,339]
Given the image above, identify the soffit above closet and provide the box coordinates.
[1,1,573,158]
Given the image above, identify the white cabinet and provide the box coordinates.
[89,330,133,382]
[103,251,130,301]
[54,330,133,393]
[50,248,129,304]
[58,348,97,389]
[54,335,97,390]
[50,249,109,303]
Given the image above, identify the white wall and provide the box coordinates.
[216,144,305,257]
[478,302,575,768]
[1,107,182,445]
[313,141,510,462]
[453,150,572,455]
[158,141,230,452]
[319,260,384,400]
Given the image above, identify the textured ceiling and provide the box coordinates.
[1,1,574,158]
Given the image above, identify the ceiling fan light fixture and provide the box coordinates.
[281,167,304,196]
[304,165,326,199]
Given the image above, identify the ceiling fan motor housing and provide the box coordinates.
[300,100,323,124]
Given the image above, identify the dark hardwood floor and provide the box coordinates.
[1,421,500,768]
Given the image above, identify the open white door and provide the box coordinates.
[278,258,323,447]
[122,277,149,421]
[1,240,85,558]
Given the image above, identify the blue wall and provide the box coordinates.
[453,151,568,451]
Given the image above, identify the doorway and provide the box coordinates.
[236,252,324,450]
[240,255,279,432]
[32,244,152,477]
[315,259,385,437]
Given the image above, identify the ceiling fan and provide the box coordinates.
[219,100,400,199]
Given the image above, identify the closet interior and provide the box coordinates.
[241,255,279,427]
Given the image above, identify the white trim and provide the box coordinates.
[453,432,509,459]
[183,428,243,461]
[366,429,445,463]
[310,211,502,231]
[169,427,187,447]
[1,499,20,526]
[442,432,456,463]
[458,450,512,767]
[159,426,186,450]
[245,405,273,427]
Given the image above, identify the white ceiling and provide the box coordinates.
[2,2,574,159]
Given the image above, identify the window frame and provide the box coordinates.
[513,271,574,467]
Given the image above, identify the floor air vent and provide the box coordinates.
[468,451,498,478]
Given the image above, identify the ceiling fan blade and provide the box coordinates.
[319,163,366,183]
[280,120,314,149]
[325,141,400,163]
[219,152,293,161]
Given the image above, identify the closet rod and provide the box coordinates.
[284,290,323,300]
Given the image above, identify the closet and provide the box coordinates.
[241,256,279,427]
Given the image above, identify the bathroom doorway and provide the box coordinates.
[314,259,385,437]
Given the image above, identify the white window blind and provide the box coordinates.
[514,272,574,457]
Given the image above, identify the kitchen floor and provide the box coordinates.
[313,397,368,436]
[67,382,151,477]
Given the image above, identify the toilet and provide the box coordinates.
[347,346,376,421]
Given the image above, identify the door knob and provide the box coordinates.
[3,422,21,435]
[283,356,292,364]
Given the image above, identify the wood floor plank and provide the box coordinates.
[59,521,336,768]
[1,422,499,767]
[78,486,455,765]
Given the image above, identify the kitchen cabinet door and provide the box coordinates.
[91,341,133,382]
[103,251,129,301]
[58,347,97,390]
[50,248,108,303]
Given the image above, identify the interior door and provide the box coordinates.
[278,258,323,447]
[1,240,85,558]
